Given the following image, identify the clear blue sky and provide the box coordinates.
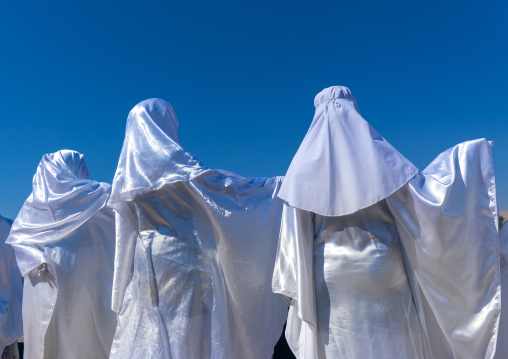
[1,0,507,219]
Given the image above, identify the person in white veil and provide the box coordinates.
[108,98,287,359]
[7,150,117,359]
[0,215,22,359]
[273,86,500,359]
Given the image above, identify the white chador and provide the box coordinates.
[273,86,500,359]
[495,224,508,359]
[108,99,287,359]
[7,150,117,359]
[0,216,22,358]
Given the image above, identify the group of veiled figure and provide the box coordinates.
[1,86,507,359]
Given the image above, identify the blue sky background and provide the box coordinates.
[1,0,507,219]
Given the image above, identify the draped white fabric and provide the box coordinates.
[273,202,424,358]
[0,216,22,352]
[109,99,287,359]
[272,87,500,359]
[7,150,117,359]
[278,86,418,217]
[386,139,500,359]
[109,98,206,208]
[109,99,207,313]
[494,224,508,359]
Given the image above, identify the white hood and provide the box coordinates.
[108,98,207,208]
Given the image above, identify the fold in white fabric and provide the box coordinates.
[278,86,418,217]
[494,224,508,359]
[0,216,22,353]
[109,99,287,359]
[273,87,500,359]
[7,150,117,359]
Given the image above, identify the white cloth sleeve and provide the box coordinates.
[387,138,500,359]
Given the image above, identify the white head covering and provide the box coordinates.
[278,86,418,216]
[108,99,207,208]
[7,150,111,276]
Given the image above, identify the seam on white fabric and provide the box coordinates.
[315,97,356,109]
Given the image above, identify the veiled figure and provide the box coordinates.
[0,216,22,359]
[273,86,501,359]
[7,150,117,359]
[108,99,287,359]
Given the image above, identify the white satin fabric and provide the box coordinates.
[278,86,418,217]
[109,99,287,359]
[109,99,207,312]
[7,150,117,359]
[494,224,508,359]
[273,202,423,358]
[273,86,500,359]
[0,216,22,354]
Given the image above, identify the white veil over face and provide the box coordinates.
[278,86,418,216]
[109,99,207,208]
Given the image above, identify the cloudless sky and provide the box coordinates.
[1,0,507,219]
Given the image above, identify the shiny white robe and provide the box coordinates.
[0,216,22,357]
[273,86,500,358]
[7,150,117,359]
[273,139,500,359]
[109,99,287,359]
